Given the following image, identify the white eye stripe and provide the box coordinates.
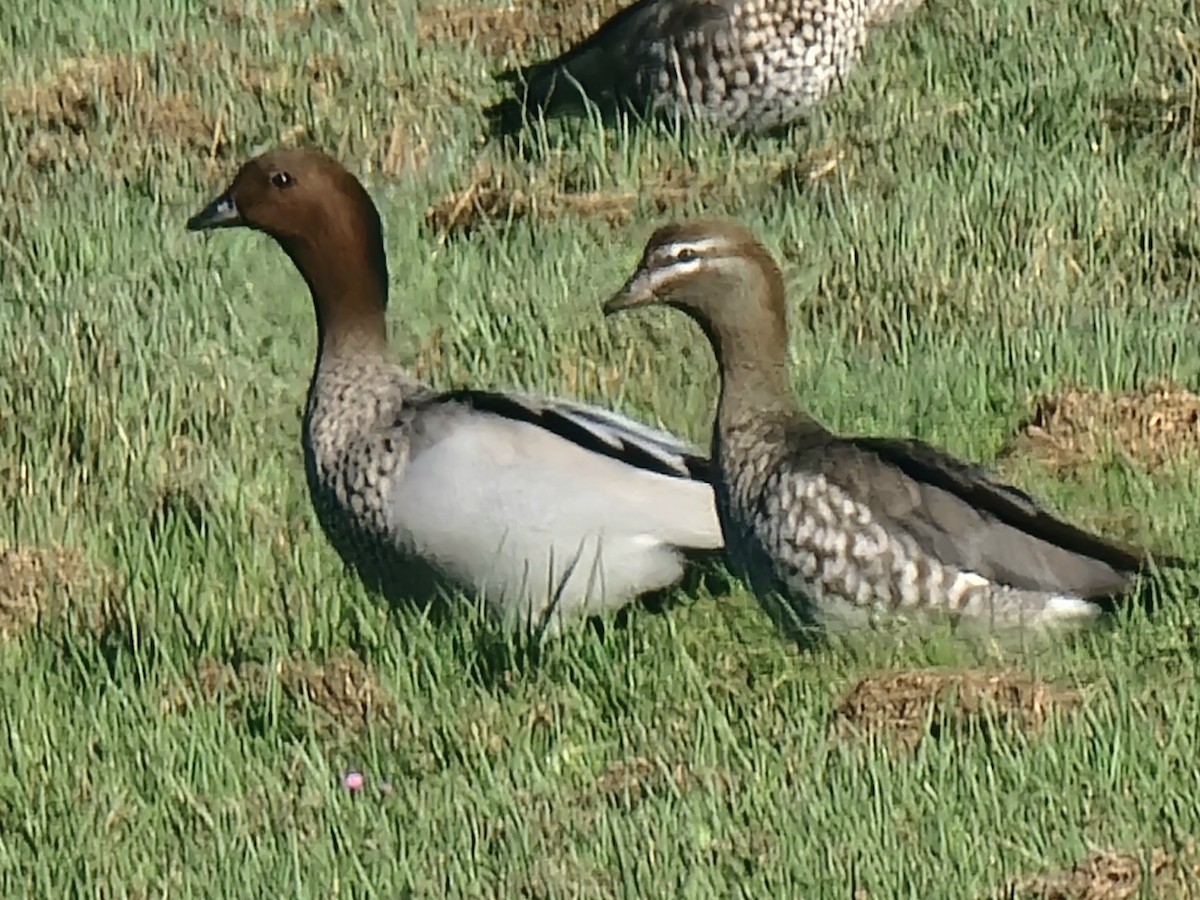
[657,235,731,261]
[647,255,705,290]
[645,252,748,294]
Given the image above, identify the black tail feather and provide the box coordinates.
[484,95,530,137]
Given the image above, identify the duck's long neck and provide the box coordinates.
[684,261,798,435]
[683,258,833,467]
[709,326,829,476]
[277,205,391,367]
[710,325,795,437]
[313,285,389,363]
[716,356,792,428]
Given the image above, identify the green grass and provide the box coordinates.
[1,0,1199,895]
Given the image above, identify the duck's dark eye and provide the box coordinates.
[271,171,295,189]
[650,244,700,268]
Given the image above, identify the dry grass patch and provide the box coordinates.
[1,41,354,179]
[1004,846,1200,899]
[217,0,345,29]
[418,0,627,59]
[368,117,432,178]
[773,140,858,193]
[593,756,695,808]
[576,754,768,870]
[164,652,395,733]
[0,544,119,640]
[1103,29,1199,150]
[831,669,1082,751]
[2,51,222,173]
[425,165,711,239]
[1003,382,1200,474]
[1104,88,1198,149]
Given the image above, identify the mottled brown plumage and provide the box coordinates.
[186,148,724,634]
[487,0,924,135]
[603,219,1184,637]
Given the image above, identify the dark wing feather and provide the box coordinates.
[806,432,1184,596]
[410,387,714,483]
[855,436,1186,566]
[485,0,732,133]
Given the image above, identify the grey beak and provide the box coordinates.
[186,192,241,231]
[602,269,656,316]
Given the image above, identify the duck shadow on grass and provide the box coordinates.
[483,99,809,163]
[347,547,1190,685]
[345,554,460,627]
[345,560,542,690]
[1089,563,1195,630]
[463,550,744,691]
[345,547,742,690]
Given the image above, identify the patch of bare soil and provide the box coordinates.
[0,544,118,641]
[217,0,345,29]
[2,41,375,182]
[831,669,1082,751]
[417,0,627,59]
[1104,89,1198,149]
[593,756,695,808]
[164,652,394,733]
[773,141,856,193]
[373,117,431,178]
[1003,382,1200,474]
[424,165,705,239]
[1103,30,1199,150]
[1003,846,1200,899]
[1,51,222,174]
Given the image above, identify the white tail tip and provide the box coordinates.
[1042,595,1102,622]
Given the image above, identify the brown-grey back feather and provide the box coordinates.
[790,425,1185,598]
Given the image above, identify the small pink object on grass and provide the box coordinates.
[343,771,365,792]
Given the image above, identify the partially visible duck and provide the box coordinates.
[603,219,1184,638]
[486,0,926,136]
[186,147,724,634]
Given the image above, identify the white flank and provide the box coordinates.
[1042,595,1101,621]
